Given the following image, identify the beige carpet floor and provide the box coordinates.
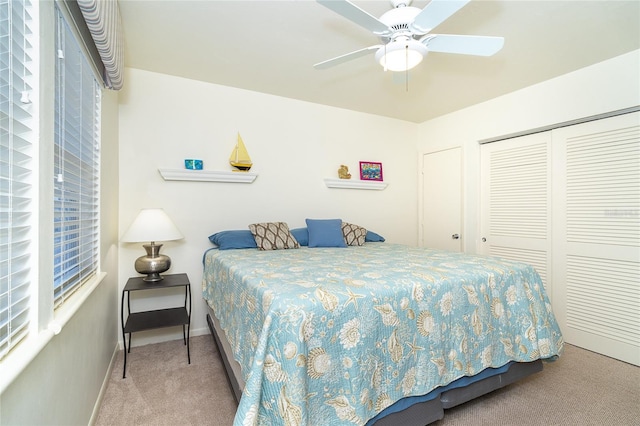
[95,335,639,425]
[95,335,236,425]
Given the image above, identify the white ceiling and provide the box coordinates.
[118,0,640,123]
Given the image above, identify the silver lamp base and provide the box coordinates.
[134,242,171,282]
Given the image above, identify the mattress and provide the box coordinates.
[202,244,563,425]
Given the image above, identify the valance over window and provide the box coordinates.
[77,0,124,90]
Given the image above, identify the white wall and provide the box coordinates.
[417,50,640,253]
[118,68,419,345]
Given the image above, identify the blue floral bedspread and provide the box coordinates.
[202,244,563,426]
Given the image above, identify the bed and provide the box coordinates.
[202,224,563,426]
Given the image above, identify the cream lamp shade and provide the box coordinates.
[121,208,184,282]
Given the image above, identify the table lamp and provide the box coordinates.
[121,208,184,282]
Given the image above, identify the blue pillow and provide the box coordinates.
[290,228,309,246]
[208,230,257,250]
[365,230,385,242]
[305,219,347,248]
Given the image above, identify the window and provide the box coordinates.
[0,0,35,359]
[53,5,100,307]
[1,0,106,363]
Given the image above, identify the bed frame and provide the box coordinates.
[206,309,543,425]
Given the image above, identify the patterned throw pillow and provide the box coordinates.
[248,222,300,250]
[341,222,367,246]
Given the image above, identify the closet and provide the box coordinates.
[480,111,639,365]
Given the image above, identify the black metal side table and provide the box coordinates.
[121,273,191,378]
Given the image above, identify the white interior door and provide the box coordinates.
[421,147,462,252]
[552,112,639,366]
[480,132,552,292]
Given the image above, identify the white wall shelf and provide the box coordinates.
[324,178,387,190]
[158,169,257,183]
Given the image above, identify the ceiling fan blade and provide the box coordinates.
[423,34,504,56]
[314,45,382,69]
[317,0,391,36]
[411,0,470,34]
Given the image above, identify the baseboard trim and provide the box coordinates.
[117,326,209,350]
[88,342,119,426]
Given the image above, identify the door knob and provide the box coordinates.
[451,234,460,240]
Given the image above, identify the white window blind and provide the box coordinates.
[53,5,100,307]
[0,0,35,359]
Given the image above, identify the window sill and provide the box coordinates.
[0,272,107,394]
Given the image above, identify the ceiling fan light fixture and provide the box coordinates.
[375,38,427,72]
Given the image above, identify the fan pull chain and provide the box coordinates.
[405,44,409,92]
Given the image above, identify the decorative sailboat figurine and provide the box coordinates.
[229,132,252,172]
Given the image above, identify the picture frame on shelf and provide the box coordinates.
[359,161,383,181]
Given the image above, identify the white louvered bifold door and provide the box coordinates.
[552,112,640,366]
[480,132,553,294]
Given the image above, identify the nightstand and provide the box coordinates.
[121,273,191,378]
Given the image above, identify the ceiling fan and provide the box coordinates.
[314,0,504,72]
